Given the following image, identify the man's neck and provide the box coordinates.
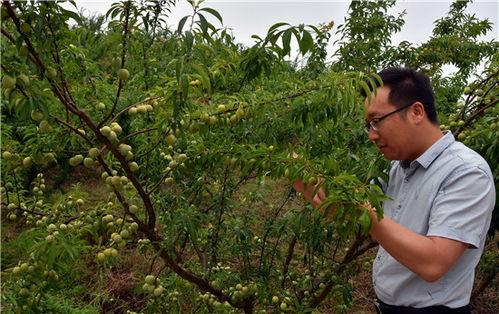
[407,124,444,162]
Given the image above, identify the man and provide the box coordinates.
[293,67,495,313]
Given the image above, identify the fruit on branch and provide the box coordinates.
[112,57,121,68]
[20,22,32,35]
[47,223,57,233]
[236,107,245,119]
[153,286,165,297]
[88,148,99,158]
[102,214,114,223]
[128,161,139,172]
[100,126,111,136]
[463,86,471,95]
[168,160,177,168]
[217,104,226,111]
[120,229,129,238]
[22,156,32,167]
[18,44,29,57]
[111,176,121,186]
[118,68,130,81]
[97,252,106,262]
[38,120,51,132]
[118,144,132,155]
[142,283,155,293]
[83,157,94,168]
[96,102,106,111]
[104,248,118,257]
[166,134,176,145]
[128,107,138,115]
[45,68,57,80]
[107,131,118,142]
[31,110,43,121]
[125,151,134,161]
[111,122,122,134]
[2,151,13,160]
[2,75,16,89]
[111,232,123,243]
[145,275,156,285]
[17,74,29,87]
[129,205,138,213]
[69,155,84,167]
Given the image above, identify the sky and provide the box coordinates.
[70,0,498,44]
[67,0,498,69]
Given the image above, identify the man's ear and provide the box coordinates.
[411,102,426,124]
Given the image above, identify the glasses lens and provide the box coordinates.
[364,122,371,134]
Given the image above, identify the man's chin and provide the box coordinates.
[379,147,397,160]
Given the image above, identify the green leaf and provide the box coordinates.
[176,55,184,81]
[358,79,372,103]
[177,15,189,34]
[358,210,372,235]
[193,43,215,55]
[267,22,290,34]
[184,30,194,51]
[282,29,292,56]
[60,8,81,24]
[180,74,189,102]
[299,30,313,54]
[166,58,178,71]
[199,7,223,24]
[191,63,211,93]
[197,13,209,34]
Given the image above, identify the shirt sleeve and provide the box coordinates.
[427,165,495,248]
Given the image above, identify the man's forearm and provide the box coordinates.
[368,211,468,282]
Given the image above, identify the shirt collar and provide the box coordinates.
[401,131,455,169]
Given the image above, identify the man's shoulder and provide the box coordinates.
[441,141,493,176]
[389,141,492,180]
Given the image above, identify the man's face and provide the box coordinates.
[364,86,413,161]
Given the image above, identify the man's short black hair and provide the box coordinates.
[363,67,438,124]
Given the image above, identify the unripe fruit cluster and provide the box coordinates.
[143,275,165,296]
[100,124,120,143]
[97,247,118,262]
[128,104,153,115]
[199,292,230,310]
[69,154,84,167]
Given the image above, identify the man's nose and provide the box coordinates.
[368,128,379,142]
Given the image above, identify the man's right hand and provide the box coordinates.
[290,153,326,209]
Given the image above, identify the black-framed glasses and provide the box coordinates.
[364,102,414,133]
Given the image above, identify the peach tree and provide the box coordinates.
[1,1,497,313]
